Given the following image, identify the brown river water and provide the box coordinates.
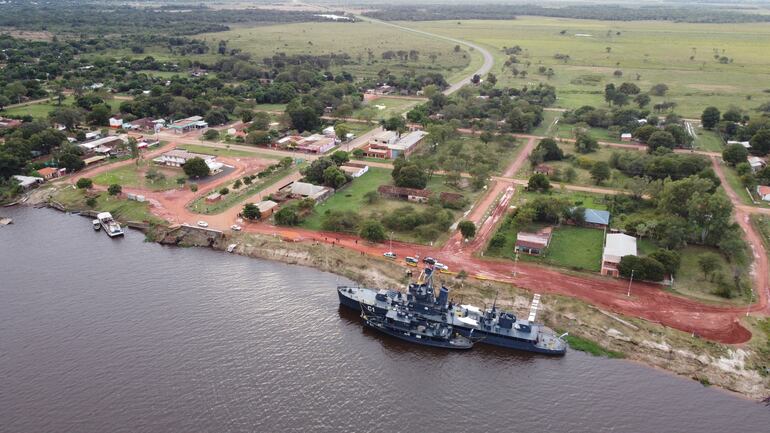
[1,207,769,433]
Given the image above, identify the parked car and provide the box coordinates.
[230,224,242,231]
[423,257,436,265]
[383,251,397,259]
[197,220,209,228]
[434,262,449,272]
[405,257,418,266]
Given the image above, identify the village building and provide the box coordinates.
[377,185,432,203]
[534,164,555,176]
[137,138,160,149]
[168,116,208,134]
[727,140,751,149]
[294,134,336,154]
[620,133,633,142]
[339,163,369,178]
[322,126,337,138]
[568,207,610,229]
[108,115,124,129]
[153,149,224,174]
[205,192,222,203]
[256,200,279,219]
[515,227,553,256]
[601,233,638,277]
[288,181,333,202]
[83,155,108,166]
[84,131,102,141]
[748,156,766,172]
[36,167,63,180]
[125,117,158,131]
[363,130,427,159]
[0,117,23,129]
[756,185,770,202]
[78,135,127,153]
[13,175,44,190]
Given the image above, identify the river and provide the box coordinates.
[1,207,768,433]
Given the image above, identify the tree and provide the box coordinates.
[590,161,611,185]
[647,131,676,152]
[203,129,220,140]
[76,177,93,189]
[458,220,476,239]
[633,124,658,143]
[0,95,10,110]
[204,109,228,126]
[574,133,598,154]
[49,107,83,131]
[380,115,406,132]
[58,152,85,173]
[242,203,261,220]
[86,104,111,126]
[649,83,669,96]
[183,157,210,178]
[649,249,681,276]
[527,173,551,192]
[750,129,770,156]
[392,159,428,189]
[322,166,348,188]
[604,83,616,106]
[618,82,640,95]
[634,94,651,108]
[618,256,665,281]
[563,166,577,183]
[698,253,721,281]
[303,158,336,185]
[359,219,386,242]
[107,184,122,196]
[334,124,350,142]
[535,137,563,161]
[330,150,349,166]
[722,143,749,166]
[286,99,321,132]
[275,207,300,226]
[701,106,721,129]
[240,110,254,123]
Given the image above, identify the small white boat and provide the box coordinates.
[227,243,237,253]
[97,212,124,237]
[92,219,101,230]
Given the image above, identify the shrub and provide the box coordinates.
[359,219,386,242]
[76,178,93,189]
[107,184,122,196]
[219,187,229,195]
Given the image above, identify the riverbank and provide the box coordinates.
[20,185,770,400]
[144,219,770,400]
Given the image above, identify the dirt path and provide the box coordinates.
[711,157,770,313]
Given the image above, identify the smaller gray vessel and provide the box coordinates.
[361,305,473,350]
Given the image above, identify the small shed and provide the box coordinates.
[206,193,222,203]
[515,227,553,256]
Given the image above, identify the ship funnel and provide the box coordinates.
[436,286,449,307]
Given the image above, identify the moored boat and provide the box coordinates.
[361,305,473,350]
[92,219,101,230]
[97,212,124,237]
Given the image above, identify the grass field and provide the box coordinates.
[188,165,295,215]
[351,97,420,120]
[691,127,724,152]
[53,186,165,224]
[2,95,123,119]
[537,226,604,271]
[516,141,635,189]
[301,166,479,244]
[197,21,477,81]
[669,245,751,305]
[176,144,279,160]
[409,17,770,117]
[413,133,519,176]
[92,161,184,191]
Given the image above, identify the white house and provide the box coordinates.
[601,233,637,277]
[757,185,770,202]
[748,156,766,172]
[727,140,751,149]
[109,116,124,129]
[153,149,223,174]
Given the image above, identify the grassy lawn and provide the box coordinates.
[516,141,635,190]
[301,166,480,244]
[669,245,751,305]
[335,121,376,138]
[537,226,604,271]
[253,103,287,112]
[197,21,473,81]
[53,186,165,224]
[692,127,724,152]
[720,164,760,207]
[532,110,561,136]
[137,70,184,79]
[413,133,519,176]
[92,161,184,191]
[176,144,279,160]
[409,17,770,117]
[188,165,296,215]
[515,188,609,210]
[3,96,76,118]
[350,97,420,120]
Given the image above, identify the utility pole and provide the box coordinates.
[627,269,634,297]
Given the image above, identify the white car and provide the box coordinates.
[383,251,397,259]
[197,221,209,228]
[230,224,242,231]
[434,262,449,272]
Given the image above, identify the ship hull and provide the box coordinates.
[454,327,566,356]
[363,319,473,350]
[338,287,566,356]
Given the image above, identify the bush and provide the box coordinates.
[489,233,506,249]
[107,184,122,196]
[219,187,229,195]
[203,129,220,141]
[190,184,198,192]
[458,220,476,238]
[617,255,665,282]
[359,219,386,242]
[321,210,359,232]
[233,179,242,189]
[242,203,261,220]
[76,178,93,189]
[274,207,300,226]
[85,196,97,207]
[527,173,551,192]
